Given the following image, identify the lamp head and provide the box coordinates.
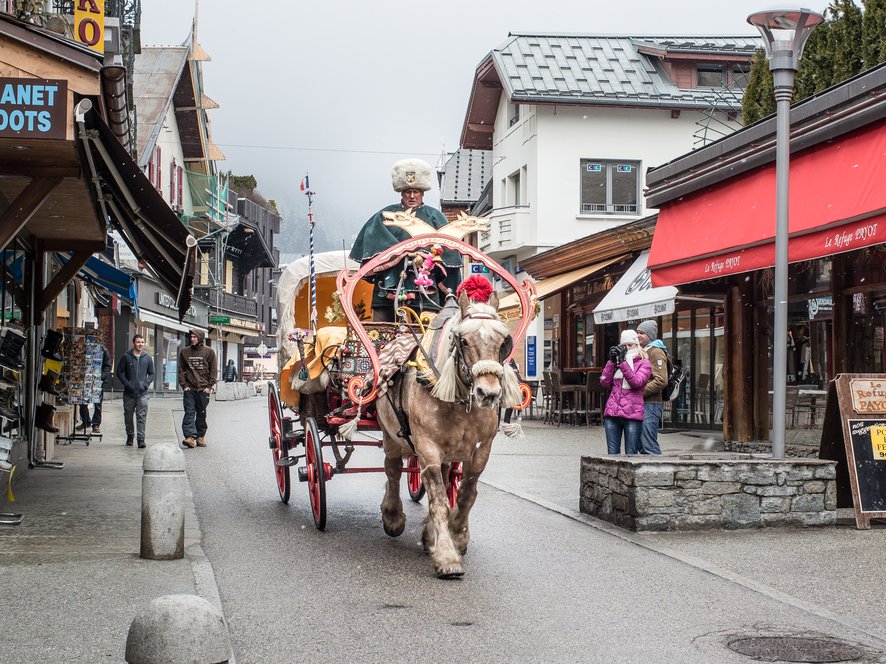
[747,6,824,70]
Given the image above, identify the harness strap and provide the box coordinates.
[405,322,440,381]
[385,371,416,454]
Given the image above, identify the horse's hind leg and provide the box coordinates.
[381,452,406,537]
[422,463,464,578]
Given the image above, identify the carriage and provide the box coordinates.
[266,214,536,577]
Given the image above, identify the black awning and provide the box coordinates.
[79,107,196,319]
[225,219,274,272]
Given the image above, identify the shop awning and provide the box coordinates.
[648,122,886,287]
[78,105,197,318]
[593,251,678,324]
[137,308,206,335]
[499,256,625,310]
[56,253,133,301]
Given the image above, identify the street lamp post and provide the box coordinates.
[747,7,823,458]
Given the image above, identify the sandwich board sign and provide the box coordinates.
[818,374,886,529]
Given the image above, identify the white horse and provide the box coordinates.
[375,290,522,578]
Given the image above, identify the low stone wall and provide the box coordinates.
[579,454,837,532]
[724,440,820,458]
[214,382,252,401]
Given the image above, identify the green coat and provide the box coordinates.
[349,203,462,310]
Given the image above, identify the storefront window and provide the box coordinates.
[162,331,183,390]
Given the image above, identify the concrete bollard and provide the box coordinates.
[125,594,231,664]
[141,443,186,560]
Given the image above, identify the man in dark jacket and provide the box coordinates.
[116,335,154,448]
[637,320,667,455]
[222,359,238,382]
[79,344,111,434]
[349,159,461,321]
[178,329,217,448]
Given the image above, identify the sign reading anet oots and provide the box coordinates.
[0,79,67,140]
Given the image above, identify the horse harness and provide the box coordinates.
[384,310,513,452]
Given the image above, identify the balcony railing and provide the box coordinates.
[194,287,258,319]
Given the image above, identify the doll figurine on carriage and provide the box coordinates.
[349,158,462,322]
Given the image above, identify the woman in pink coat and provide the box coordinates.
[600,329,652,454]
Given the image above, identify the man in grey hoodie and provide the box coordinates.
[636,320,667,455]
[178,329,217,448]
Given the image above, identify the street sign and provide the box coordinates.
[257,342,268,356]
[209,315,230,324]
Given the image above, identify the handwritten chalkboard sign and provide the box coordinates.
[819,374,886,529]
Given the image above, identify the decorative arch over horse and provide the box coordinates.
[336,213,536,578]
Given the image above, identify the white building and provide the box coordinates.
[459,33,759,377]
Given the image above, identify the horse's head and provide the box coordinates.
[431,290,521,410]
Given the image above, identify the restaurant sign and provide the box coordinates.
[0,79,68,140]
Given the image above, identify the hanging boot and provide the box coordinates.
[35,402,59,434]
[0,327,26,370]
[40,329,64,362]
[0,384,18,421]
[38,370,62,396]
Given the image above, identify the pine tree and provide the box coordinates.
[862,0,886,69]
[795,18,833,100]
[742,49,776,124]
[828,0,864,81]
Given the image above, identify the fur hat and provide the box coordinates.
[637,320,658,342]
[391,159,433,192]
[620,329,640,346]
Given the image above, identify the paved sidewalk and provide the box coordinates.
[484,418,886,648]
[0,397,224,664]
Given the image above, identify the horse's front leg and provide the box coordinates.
[421,462,464,578]
[380,450,405,537]
[449,448,490,556]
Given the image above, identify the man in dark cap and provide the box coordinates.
[636,320,667,454]
[349,158,461,321]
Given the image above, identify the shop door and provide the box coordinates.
[662,304,724,430]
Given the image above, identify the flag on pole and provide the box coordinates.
[299,179,305,191]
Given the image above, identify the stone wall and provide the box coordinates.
[724,440,820,458]
[214,382,256,401]
[579,454,837,532]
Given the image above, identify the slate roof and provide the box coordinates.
[493,33,760,109]
[132,47,190,167]
[440,149,492,206]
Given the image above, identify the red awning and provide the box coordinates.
[649,121,886,286]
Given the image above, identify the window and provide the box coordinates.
[697,64,724,88]
[509,102,520,127]
[579,159,640,214]
[508,170,521,206]
[731,64,751,88]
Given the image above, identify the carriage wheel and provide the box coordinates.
[304,417,327,530]
[446,462,462,508]
[267,382,290,503]
[406,454,425,503]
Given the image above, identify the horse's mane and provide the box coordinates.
[429,301,522,407]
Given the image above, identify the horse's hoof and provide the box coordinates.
[383,514,406,537]
[435,563,465,579]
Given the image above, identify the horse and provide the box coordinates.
[375,289,522,578]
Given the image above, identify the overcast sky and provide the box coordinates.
[140,0,830,252]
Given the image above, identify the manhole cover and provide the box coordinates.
[727,636,864,663]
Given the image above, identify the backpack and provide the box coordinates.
[662,355,687,402]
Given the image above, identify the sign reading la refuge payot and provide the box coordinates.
[849,379,886,414]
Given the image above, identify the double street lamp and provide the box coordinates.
[747,7,823,458]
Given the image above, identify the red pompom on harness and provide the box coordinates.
[456,275,493,303]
